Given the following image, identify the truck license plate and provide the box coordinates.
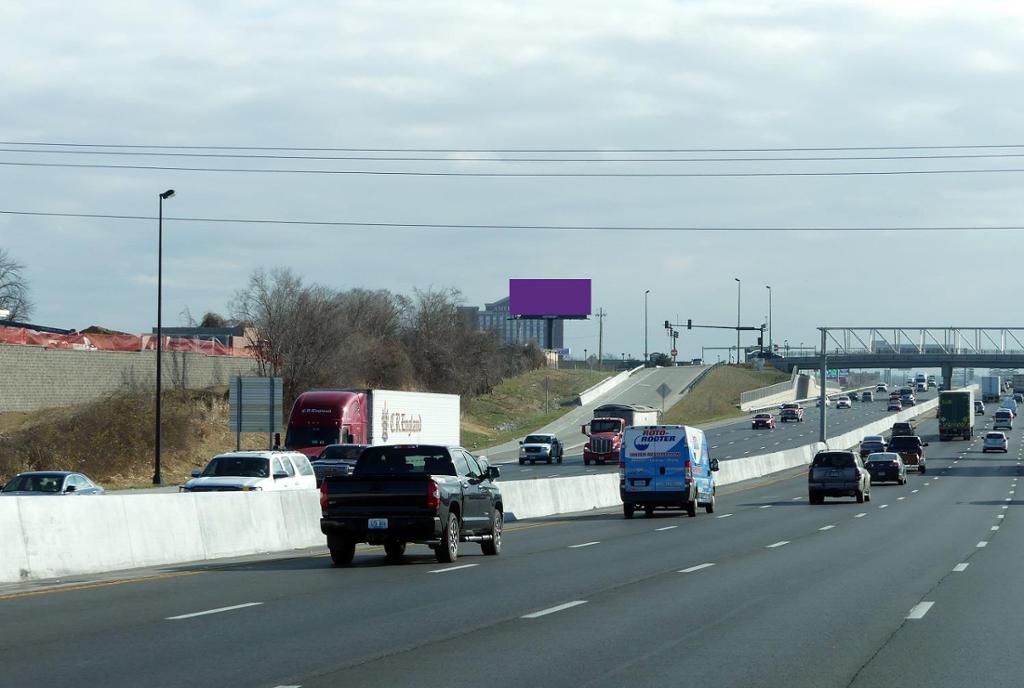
[368,518,388,529]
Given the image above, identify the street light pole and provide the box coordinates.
[766,285,772,353]
[154,189,175,485]
[643,289,650,365]
[734,278,741,364]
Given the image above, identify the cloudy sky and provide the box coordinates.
[3,0,1024,360]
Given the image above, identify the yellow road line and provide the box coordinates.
[0,570,205,601]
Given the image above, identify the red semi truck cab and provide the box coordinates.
[285,390,369,457]
[581,404,662,465]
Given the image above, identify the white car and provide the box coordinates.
[181,451,316,492]
[983,432,1009,453]
[835,396,852,409]
[993,410,1014,431]
[875,384,888,393]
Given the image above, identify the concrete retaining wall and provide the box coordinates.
[577,365,645,406]
[0,344,257,413]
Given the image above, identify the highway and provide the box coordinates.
[495,386,937,480]
[2,401,1014,688]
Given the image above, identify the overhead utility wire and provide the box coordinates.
[6,148,1024,163]
[3,160,1024,178]
[3,140,1024,153]
[3,209,1023,232]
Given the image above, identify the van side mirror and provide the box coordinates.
[581,423,590,436]
[274,432,281,449]
[191,469,202,478]
[273,471,289,480]
[519,440,523,445]
[710,459,720,472]
[488,466,501,480]
[923,442,929,447]
[64,485,77,493]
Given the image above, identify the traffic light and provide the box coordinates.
[687,319,692,330]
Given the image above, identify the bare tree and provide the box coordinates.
[0,248,32,321]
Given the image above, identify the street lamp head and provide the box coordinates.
[160,189,176,200]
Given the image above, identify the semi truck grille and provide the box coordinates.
[591,437,612,453]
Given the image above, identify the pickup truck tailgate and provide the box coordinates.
[324,476,432,513]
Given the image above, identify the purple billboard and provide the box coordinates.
[508,279,591,317]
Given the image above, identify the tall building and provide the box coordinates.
[468,297,564,349]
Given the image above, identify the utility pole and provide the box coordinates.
[596,307,606,370]
[734,278,742,364]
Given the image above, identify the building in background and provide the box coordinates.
[465,296,564,349]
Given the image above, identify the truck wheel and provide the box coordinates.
[686,498,698,517]
[481,510,502,556]
[557,456,562,464]
[547,458,552,465]
[584,458,591,466]
[519,459,525,465]
[856,489,865,504]
[436,513,460,563]
[644,505,655,517]
[623,504,635,519]
[919,464,926,474]
[329,539,356,567]
[384,541,406,562]
[704,495,715,514]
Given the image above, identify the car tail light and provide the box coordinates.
[618,462,625,479]
[319,480,329,513]
[426,480,441,510]
[891,461,900,467]
[684,460,693,483]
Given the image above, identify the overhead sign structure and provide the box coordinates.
[229,376,284,449]
[509,278,591,318]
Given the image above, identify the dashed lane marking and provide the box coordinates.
[569,542,600,549]
[953,563,969,572]
[166,602,263,621]
[766,541,790,548]
[428,564,479,574]
[522,601,588,619]
[906,601,935,619]
[679,563,716,573]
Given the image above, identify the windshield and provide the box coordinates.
[590,419,622,434]
[317,445,364,462]
[201,457,270,478]
[284,427,339,448]
[354,447,455,476]
[524,435,552,444]
[3,474,65,492]
[987,433,1004,439]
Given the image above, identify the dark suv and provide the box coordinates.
[887,435,927,473]
[780,403,805,422]
[808,450,871,504]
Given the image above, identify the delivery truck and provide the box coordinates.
[284,389,460,457]
[981,376,1003,403]
[1014,374,1024,394]
[582,404,661,465]
[938,389,975,441]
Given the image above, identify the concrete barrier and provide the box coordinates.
[502,474,620,521]
[577,365,645,406]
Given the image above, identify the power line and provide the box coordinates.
[4,160,1024,178]
[3,209,1023,232]
[7,147,1024,163]
[4,140,1024,153]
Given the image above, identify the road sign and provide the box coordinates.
[670,348,678,357]
[656,383,672,399]
[229,376,283,449]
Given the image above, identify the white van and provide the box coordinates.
[620,425,719,518]
[181,451,316,492]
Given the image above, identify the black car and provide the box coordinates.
[808,451,871,504]
[864,452,908,485]
[311,443,367,485]
[320,444,502,566]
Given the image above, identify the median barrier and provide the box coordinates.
[0,498,30,582]
[502,473,619,521]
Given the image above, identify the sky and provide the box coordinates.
[3,0,1024,361]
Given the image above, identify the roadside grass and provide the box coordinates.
[663,365,790,426]
[462,368,612,450]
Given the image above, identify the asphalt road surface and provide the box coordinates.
[3,400,1015,688]
[495,387,937,480]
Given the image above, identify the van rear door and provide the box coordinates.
[622,426,688,494]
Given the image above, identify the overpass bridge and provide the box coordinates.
[767,327,1024,441]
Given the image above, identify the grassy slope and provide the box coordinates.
[461,368,612,450]
[663,365,790,426]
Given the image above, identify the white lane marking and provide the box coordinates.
[977,541,989,548]
[716,513,733,519]
[998,514,1006,519]
[897,496,906,501]
[759,446,767,450]
[792,496,803,501]
[711,445,719,449]
[906,601,935,619]
[953,563,970,572]
[655,525,678,531]
[166,602,263,620]
[759,505,773,509]
[1006,498,1012,502]
[992,525,1001,531]
[935,477,941,480]
[1003,505,1010,510]
[429,564,479,573]
[912,489,919,493]
[819,525,835,531]
[679,563,716,573]
[569,541,600,549]
[766,541,790,548]
[855,513,867,518]
[879,504,889,509]
[924,482,931,486]
[1011,491,1017,495]
[522,600,588,619]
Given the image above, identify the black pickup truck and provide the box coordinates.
[319,444,503,566]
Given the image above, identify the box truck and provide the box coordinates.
[1013,374,1024,393]
[938,389,975,441]
[582,404,661,465]
[284,389,460,457]
[981,376,1003,403]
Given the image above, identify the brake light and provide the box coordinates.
[684,460,693,483]
[319,481,329,513]
[426,480,441,510]
[618,462,626,479]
